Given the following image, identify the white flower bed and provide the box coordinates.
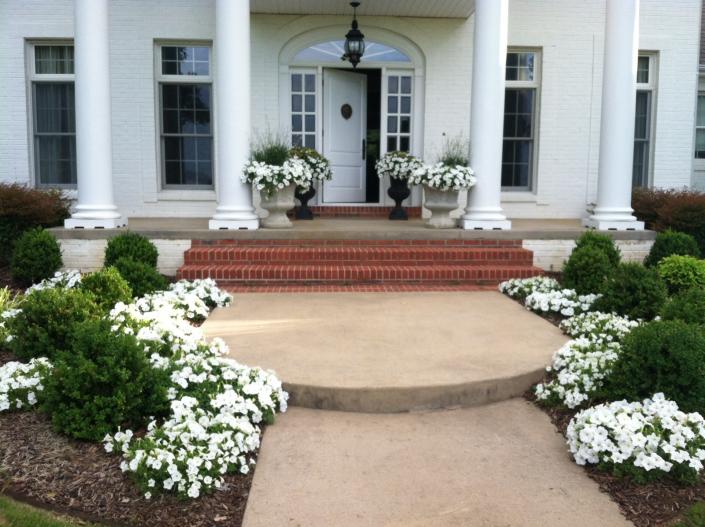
[242,158,312,196]
[559,312,640,343]
[0,358,52,411]
[25,269,81,294]
[567,393,705,482]
[408,162,476,191]
[498,276,560,299]
[375,151,423,181]
[169,278,232,310]
[524,289,599,318]
[535,337,623,409]
[290,149,332,184]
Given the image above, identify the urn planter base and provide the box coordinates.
[260,185,296,229]
[387,178,411,220]
[295,185,316,220]
[423,186,459,229]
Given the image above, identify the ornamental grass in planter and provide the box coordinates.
[289,146,332,220]
[375,151,423,220]
[242,136,314,228]
[410,137,476,229]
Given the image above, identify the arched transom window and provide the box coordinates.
[293,40,411,64]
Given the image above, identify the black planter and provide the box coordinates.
[387,178,411,220]
[294,185,316,220]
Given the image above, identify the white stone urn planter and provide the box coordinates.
[423,185,459,229]
[260,185,296,229]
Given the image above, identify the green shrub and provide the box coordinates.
[104,232,158,268]
[0,183,70,264]
[677,502,705,527]
[656,255,705,295]
[10,228,62,286]
[654,192,705,254]
[6,288,101,361]
[594,262,667,320]
[562,246,614,295]
[113,257,167,298]
[80,267,132,312]
[42,319,170,441]
[601,320,705,413]
[661,288,705,324]
[645,230,700,267]
[574,231,621,266]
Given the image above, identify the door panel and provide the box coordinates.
[323,69,367,203]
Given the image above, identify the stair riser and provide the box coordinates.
[192,240,524,247]
[186,259,532,266]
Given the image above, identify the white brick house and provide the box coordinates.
[0,0,701,231]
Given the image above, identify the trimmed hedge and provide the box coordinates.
[104,232,158,269]
[593,262,667,320]
[562,246,614,295]
[113,257,167,298]
[657,255,705,295]
[574,231,621,266]
[80,267,133,312]
[645,230,700,268]
[660,288,705,325]
[10,228,62,286]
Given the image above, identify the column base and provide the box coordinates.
[209,218,259,231]
[582,217,644,231]
[64,216,127,229]
[460,218,512,230]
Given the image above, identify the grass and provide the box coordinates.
[0,495,96,526]
[676,502,705,527]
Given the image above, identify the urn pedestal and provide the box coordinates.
[423,186,459,229]
[260,185,296,229]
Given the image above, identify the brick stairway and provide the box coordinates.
[176,239,543,287]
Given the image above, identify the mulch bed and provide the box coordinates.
[526,375,705,527]
[0,265,22,295]
[0,411,256,527]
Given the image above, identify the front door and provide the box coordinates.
[323,69,367,203]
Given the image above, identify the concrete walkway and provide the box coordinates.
[244,401,629,527]
[204,291,567,411]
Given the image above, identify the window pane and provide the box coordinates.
[400,116,410,133]
[165,161,181,184]
[632,141,648,187]
[36,135,76,185]
[292,114,302,132]
[305,74,316,92]
[197,161,212,186]
[304,134,315,148]
[400,96,411,114]
[292,95,302,112]
[697,94,705,127]
[292,134,303,147]
[34,83,75,133]
[305,114,315,132]
[162,46,210,76]
[35,45,74,74]
[387,136,397,151]
[399,136,410,152]
[400,76,412,94]
[293,40,411,63]
[164,137,180,160]
[387,116,398,133]
[637,56,649,84]
[291,74,302,92]
[305,94,315,112]
[634,91,650,140]
[388,96,398,113]
[388,76,399,94]
[696,130,705,159]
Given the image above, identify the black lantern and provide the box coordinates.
[342,1,365,68]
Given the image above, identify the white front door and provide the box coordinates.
[322,69,367,203]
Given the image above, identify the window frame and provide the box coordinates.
[382,70,414,155]
[695,90,705,160]
[633,52,658,188]
[25,40,77,190]
[154,41,215,191]
[501,48,541,193]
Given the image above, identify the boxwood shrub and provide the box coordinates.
[645,230,700,267]
[593,262,667,320]
[601,320,705,413]
[656,255,705,295]
[660,288,705,325]
[6,287,101,360]
[42,319,170,441]
[574,231,621,266]
[80,267,133,312]
[113,257,167,298]
[104,232,158,268]
[10,228,62,286]
[562,246,614,295]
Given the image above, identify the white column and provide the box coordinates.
[65,0,125,229]
[461,0,511,230]
[583,0,644,231]
[209,0,259,230]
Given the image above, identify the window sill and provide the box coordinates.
[501,191,537,203]
[157,189,216,201]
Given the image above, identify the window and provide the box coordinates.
[386,74,412,152]
[291,72,316,148]
[157,45,213,188]
[293,40,410,64]
[501,50,540,190]
[695,92,705,159]
[633,54,657,187]
[29,44,76,187]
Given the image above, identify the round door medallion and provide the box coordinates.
[341,103,353,120]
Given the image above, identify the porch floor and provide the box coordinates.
[52,217,655,241]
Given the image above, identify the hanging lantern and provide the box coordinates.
[342,1,365,68]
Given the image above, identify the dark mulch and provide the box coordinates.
[0,410,256,527]
[525,387,705,526]
[0,265,22,295]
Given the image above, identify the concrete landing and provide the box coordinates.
[243,401,630,527]
[203,291,567,412]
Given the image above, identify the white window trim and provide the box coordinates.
[153,40,214,193]
[634,51,658,188]
[696,86,705,164]
[501,47,542,194]
[25,39,76,190]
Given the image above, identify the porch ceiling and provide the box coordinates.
[250,0,475,19]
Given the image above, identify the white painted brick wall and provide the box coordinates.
[523,239,654,271]
[0,0,700,220]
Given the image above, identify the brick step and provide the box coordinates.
[183,246,534,265]
[176,264,543,283]
[191,239,523,248]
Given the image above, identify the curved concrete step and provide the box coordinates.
[202,291,567,413]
